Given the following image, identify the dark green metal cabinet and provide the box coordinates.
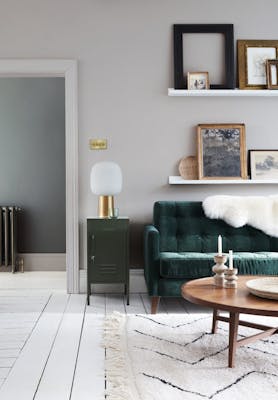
[87,218,129,305]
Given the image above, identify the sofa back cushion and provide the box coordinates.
[154,201,277,253]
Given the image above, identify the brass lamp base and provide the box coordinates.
[98,195,114,218]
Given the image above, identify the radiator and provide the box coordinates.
[0,206,21,273]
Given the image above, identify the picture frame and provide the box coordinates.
[238,40,278,89]
[174,24,235,90]
[187,72,209,90]
[266,59,278,89]
[249,150,278,180]
[197,123,247,180]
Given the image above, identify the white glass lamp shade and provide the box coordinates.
[90,162,122,195]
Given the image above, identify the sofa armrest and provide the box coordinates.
[144,225,160,296]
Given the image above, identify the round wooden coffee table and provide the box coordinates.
[181,276,278,368]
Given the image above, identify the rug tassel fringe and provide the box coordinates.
[103,312,139,400]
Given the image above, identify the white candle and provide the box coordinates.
[229,250,233,269]
[218,235,222,256]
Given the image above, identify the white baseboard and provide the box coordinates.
[18,253,66,271]
[79,269,147,294]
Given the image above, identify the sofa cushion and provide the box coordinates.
[160,251,278,279]
[154,201,275,253]
[160,252,213,279]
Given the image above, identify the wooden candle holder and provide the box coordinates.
[212,255,228,287]
[224,268,238,288]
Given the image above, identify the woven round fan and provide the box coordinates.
[178,156,198,179]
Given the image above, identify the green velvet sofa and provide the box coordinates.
[144,201,278,313]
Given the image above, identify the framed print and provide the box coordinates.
[249,150,278,180]
[174,24,235,89]
[266,59,278,89]
[238,40,278,89]
[187,72,209,90]
[197,124,247,180]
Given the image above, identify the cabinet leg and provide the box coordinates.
[125,283,130,305]
[87,281,91,306]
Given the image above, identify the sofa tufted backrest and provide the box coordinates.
[153,201,278,253]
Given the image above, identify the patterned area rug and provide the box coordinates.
[104,312,278,400]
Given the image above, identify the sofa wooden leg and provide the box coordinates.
[151,296,160,314]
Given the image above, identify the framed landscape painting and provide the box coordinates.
[197,124,247,179]
[249,150,278,180]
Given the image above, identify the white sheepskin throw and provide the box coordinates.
[203,195,278,237]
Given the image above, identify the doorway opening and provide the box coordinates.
[0,60,78,293]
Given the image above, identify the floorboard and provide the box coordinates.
[185,301,212,314]
[126,293,146,314]
[140,294,154,314]
[34,295,86,400]
[140,293,167,314]
[0,368,9,379]
[0,293,51,388]
[105,294,126,314]
[0,293,69,400]
[0,349,20,358]
[0,290,207,399]
[162,297,188,314]
[0,358,16,368]
[87,294,106,315]
[71,314,104,400]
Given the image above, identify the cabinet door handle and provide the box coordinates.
[91,255,95,262]
[91,235,95,255]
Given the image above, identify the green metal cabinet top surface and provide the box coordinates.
[87,218,129,228]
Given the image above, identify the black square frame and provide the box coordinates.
[174,24,235,90]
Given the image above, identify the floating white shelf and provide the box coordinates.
[168,88,278,97]
[169,176,278,185]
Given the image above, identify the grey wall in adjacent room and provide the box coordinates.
[0,78,65,253]
[0,1,277,268]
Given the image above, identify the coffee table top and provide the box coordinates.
[182,276,278,317]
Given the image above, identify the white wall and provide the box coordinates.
[0,0,277,268]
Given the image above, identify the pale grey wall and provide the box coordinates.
[0,0,277,267]
[0,78,65,253]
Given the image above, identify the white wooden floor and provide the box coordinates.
[0,292,209,400]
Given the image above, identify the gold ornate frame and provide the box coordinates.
[197,123,247,180]
[238,40,278,89]
[266,59,278,89]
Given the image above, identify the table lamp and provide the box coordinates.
[90,161,122,218]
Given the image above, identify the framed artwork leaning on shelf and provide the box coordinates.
[249,150,278,180]
[187,72,209,90]
[197,123,247,180]
[266,59,278,89]
[238,40,278,89]
[173,24,235,89]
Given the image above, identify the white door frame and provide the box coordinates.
[0,59,79,293]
